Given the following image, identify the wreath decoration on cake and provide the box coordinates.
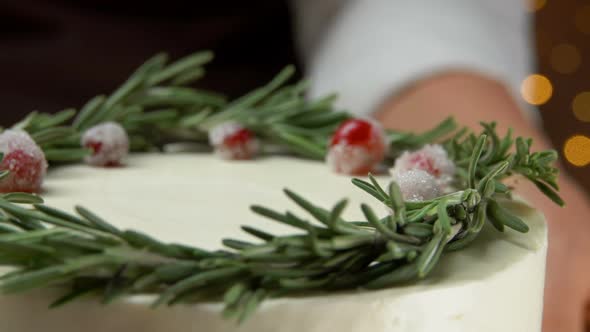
[0,52,562,322]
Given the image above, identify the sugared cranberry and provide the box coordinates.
[0,130,48,193]
[390,144,455,189]
[208,122,259,160]
[326,118,387,175]
[81,122,129,167]
[393,169,441,202]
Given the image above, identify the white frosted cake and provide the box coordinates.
[0,153,547,332]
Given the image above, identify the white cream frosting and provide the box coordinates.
[0,153,547,332]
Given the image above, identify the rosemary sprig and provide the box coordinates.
[179,67,349,159]
[0,124,561,322]
[11,52,224,160]
[186,67,458,160]
[444,122,563,206]
[8,51,458,163]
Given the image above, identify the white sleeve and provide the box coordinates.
[290,0,535,118]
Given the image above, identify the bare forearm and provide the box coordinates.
[375,72,549,147]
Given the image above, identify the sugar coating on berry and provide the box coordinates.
[327,118,387,175]
[208,122,259,160]
[393,169,441,202]
[82,122,129,167]
[391,144,455,188]
[209,122,242,146]
[326,145,376,175]
[0,129,48,193]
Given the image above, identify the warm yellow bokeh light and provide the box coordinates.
[550,43,581,74]
[572,92,590,122]
[520,74,553,105]
[575,5,590,34]
[563,135,590,167]
[525,0,546,12]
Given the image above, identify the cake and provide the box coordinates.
[0,153,547,332]
[0,52,558,332]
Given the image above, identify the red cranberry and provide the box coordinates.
[209,122,259,160]
[327,119,387,175]
[0,130,48,193]
[81,122,129,167]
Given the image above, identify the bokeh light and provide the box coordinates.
[550,43,581,74]
[572,92,590,122]
[575,5,590,35]
[520,74,553,105]
[525,0,547,12]
[563,135,590,167]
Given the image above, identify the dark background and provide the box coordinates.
[534,0,590,194]
[0,0,588,192]
[0,0,299,119]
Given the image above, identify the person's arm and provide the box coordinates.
[291,1,590,331]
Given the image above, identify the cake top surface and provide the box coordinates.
[42,153,547,292]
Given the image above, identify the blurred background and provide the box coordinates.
[0,0,588,188]
[532,0,590,196]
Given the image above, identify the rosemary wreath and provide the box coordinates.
[0,52,562,323]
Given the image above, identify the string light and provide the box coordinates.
[563,135,590,167]
[520,74,553,105]
[572,92,590,122]
[550,44,581,74]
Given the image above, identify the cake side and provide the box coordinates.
[0,154,547,332]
